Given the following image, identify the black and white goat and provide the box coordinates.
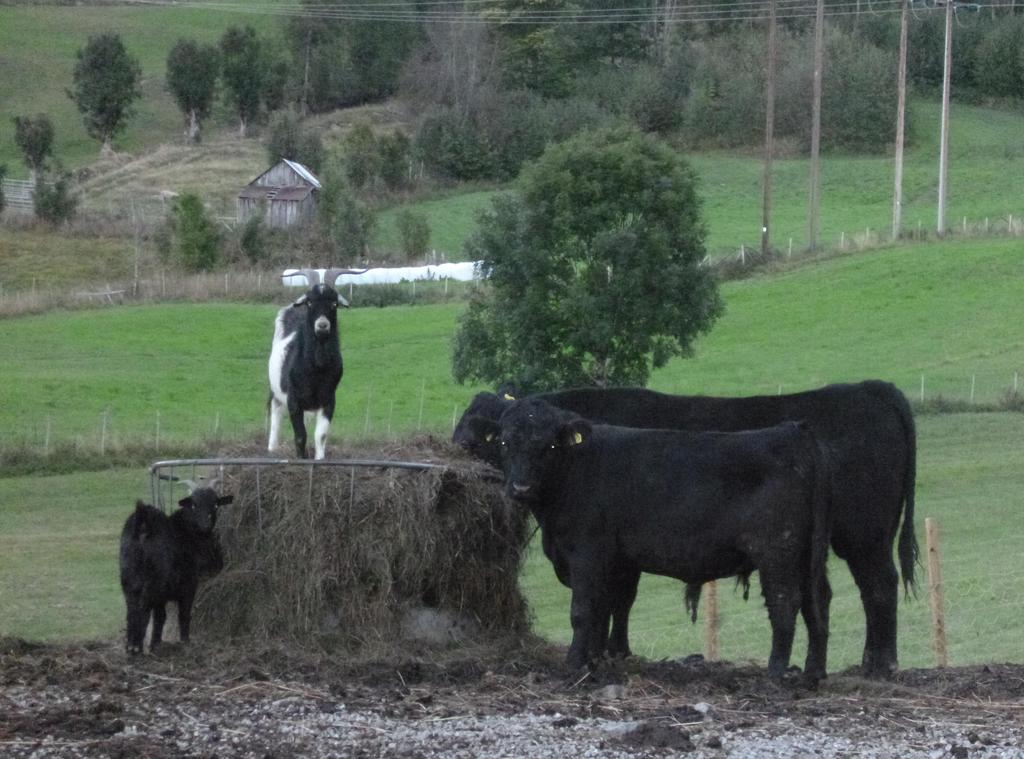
[119,478,232,654]
[268,268,361,459]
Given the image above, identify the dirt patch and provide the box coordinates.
[2,639,1022,757]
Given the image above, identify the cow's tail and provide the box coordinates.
[894,389,921,599]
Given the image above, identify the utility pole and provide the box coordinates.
[762,0,777,258]
[892,0,909,239]
[807,0,825,253]
[937,0,954,236]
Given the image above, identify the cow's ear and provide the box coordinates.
[217,495,234,506]
[178,496,194,510]
[561,419,592,447]
[466,415,502,444]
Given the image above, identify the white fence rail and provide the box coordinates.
[1,178,34,214]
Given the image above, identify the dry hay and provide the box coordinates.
[193,435,531,653]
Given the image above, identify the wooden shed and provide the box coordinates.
[237,159,321,228]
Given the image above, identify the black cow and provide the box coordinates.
[454,380,917,678]
[470,398,833,680]
[119,483,232,654]
[268,268,362,460]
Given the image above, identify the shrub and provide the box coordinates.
[378,130,412,190]
[266,110,325,173]
[343,122,379,190]
[395,209,430,261]
[172,193,221,272]
[34,171,78,225]
[415,107,495,181]
[318,165,375,259]
[821,28,898,152]
[240,212,267,266]
[972,17,1024,100]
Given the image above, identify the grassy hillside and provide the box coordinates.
[0,4,282,176]
[374,100,1024,259]
[1,236,1020,454]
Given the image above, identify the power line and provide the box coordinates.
[122,0,945,25]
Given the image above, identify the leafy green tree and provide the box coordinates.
[452,127,721,391]
[318,164,375,259]
[12,114,55,181]
[266,109,324,172]
[342,122,379,190]
[166,39,220,143]
[172,193,221,272]
[378,130,411,189]
[67,33,142,154]
[240,211,267,266]
[220,25,264,137]
[34,169,78,226]
[396,209,430,261]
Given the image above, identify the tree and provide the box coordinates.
[34,169,78,226]
[166,39,220,143]
[12,114,55,182]
[265,109,324,173]
[172,193,221,272]
[0,164,6,215]
[318,163,375,260]
[396,209,430,261]
[68,33,142,154]
[342,122,379,190]
[452,127,722,391]
[220,25,264,137]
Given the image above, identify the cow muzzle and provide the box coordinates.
[509,482,533,500]
[314,316,331,335]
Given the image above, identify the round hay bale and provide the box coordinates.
[193,436,531,653]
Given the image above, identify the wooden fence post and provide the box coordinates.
[926,517,948,667]
[703,580,719,662]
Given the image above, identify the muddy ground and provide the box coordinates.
[2,637,1022,758]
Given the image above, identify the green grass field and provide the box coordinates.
[372,100,1024,259]
[1,236,1020,454]
[0,237,1022,669]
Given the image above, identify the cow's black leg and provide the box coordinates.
[289,408,308,459]
[125,595,147,654]
[150,603,167,652]
[846,551,899,678]
[761,574,801,679]
[800,572,832,684]
[178,589,195,643]
[567,567,610,670]
[607,567,640,658]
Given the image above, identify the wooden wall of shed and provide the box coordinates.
[237,196,316,228]
[256,163,304,188]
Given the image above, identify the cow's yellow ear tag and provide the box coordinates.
[573,432,583,445]
[485,432,495,442]
[503,393,516,401]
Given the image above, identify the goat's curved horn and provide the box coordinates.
[177,479,198,493]
[204,477,223,492]
[296,268,323,286]
[323,268,368,286]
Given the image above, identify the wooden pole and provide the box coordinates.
[703,580,719,662]
[892,0,909,240]
[761,0,777,258]
[937,0,954,236]
[807,0,825,253]
[926,517,948,667]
